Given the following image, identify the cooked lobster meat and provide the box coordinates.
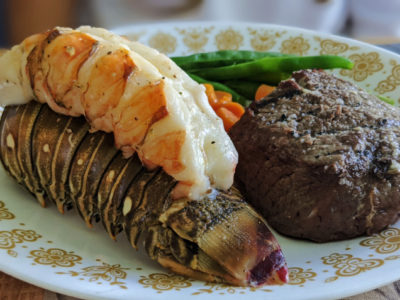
[0,102,288,286]
[0,26,238,200]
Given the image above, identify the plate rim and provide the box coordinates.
[111,20,400,59]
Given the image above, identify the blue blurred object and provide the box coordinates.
[0,0,7,47]
[379,44,400,55]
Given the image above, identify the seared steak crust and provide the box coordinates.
[229,69,400,242]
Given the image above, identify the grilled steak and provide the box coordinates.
[229,69,400,242]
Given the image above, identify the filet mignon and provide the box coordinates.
[229,69,400,242]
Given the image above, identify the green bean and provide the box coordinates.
[377,95,395,105]
[171,50,292,70]
[191,55,354,81]
[222,80,260,100]
[188,73,251,107]
[246,72,291,85]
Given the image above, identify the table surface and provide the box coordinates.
[1,42,400,300]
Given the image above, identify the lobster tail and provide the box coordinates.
[0,102,288,287]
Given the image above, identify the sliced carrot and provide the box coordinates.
[255,84,275,101]
[215,91,232,103]
[216,107,240,131]
[202,84,244,131]
[203,83,219,108]
[223,102,245,118]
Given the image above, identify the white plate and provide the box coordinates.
[1,22,400,300]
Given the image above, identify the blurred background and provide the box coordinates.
[1,0,400,47]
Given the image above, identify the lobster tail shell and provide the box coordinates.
[160,191,288,286]
[68,131,118,226]
[0,102,47,205]
[0,102,288,287]
[98,154,142,240]
[32,104,89,212]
